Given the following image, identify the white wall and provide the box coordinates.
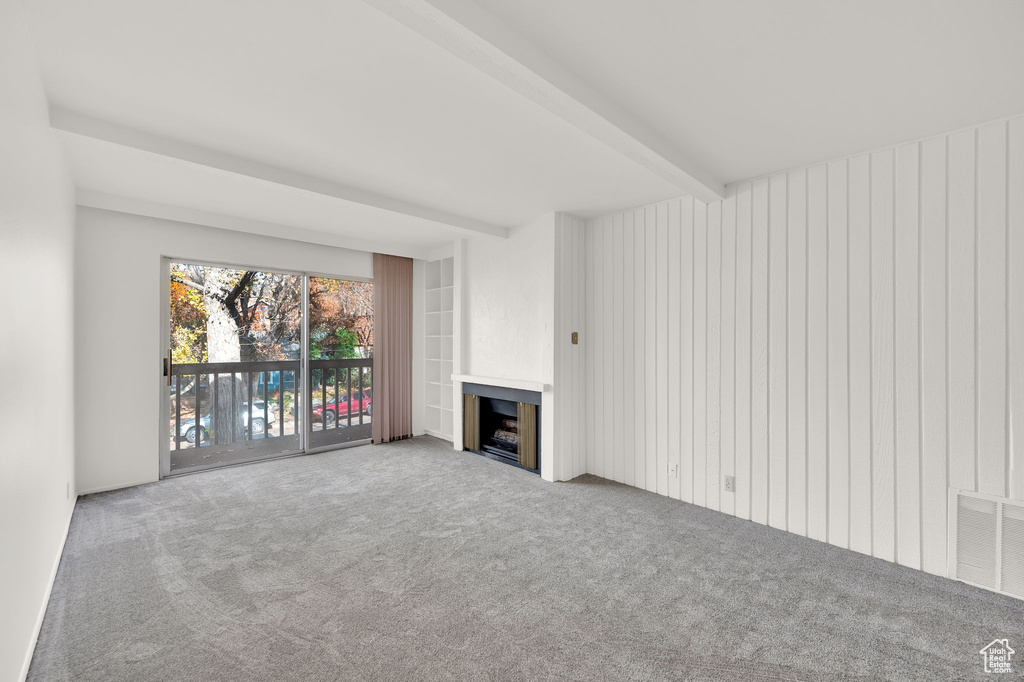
[460,214,568,478]
[455,212,586,481]
[0,2,77,679]
[463,214,556,382]
[454,212,585,477]
[584,115,1024,578]
[553,214,587,481]
[75,207,373,494]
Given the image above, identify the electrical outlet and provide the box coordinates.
[669,463,678,478]
[571,331,578,345]
[724,475,735,493]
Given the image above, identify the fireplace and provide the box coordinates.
[462,382,540,473]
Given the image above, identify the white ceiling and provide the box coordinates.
[475,0,1024,184]
[24,0,682,253]
[24,0,1024,252]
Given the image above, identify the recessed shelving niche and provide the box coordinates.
[424,257,454,440]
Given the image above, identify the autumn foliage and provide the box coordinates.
[170,264,373,363]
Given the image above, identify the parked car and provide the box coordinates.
[312,390,371,426]
[176,401,277,444]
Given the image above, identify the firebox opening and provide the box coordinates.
[462,382,540,474]
[480,397,519,460]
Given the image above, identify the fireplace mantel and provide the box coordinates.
[451,374,549,393]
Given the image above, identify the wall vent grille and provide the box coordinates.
[1002,504,1024,599]
[949,490,1024,600]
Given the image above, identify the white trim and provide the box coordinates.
[78,191,433,261]
[160,257,171,479]
[452,374,548,393]
[163,257,372,287]
[424,428,453,442]
[948,486,1022,505]
[309,271,373,285]
[426,242,455,261]
[301,274,311,453]
[451,240,466,451]
[19,500,76,682]
[77,479,158,496]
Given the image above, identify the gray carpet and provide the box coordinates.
[28,437,1024,681]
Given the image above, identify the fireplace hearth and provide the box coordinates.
[462,382,540,473]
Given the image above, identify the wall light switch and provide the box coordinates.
[724,475,735,493]
[571,332,578,345]
[669,463,678,478]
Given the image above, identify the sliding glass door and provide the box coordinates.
[164,262,372,475]
[307,276,374,449]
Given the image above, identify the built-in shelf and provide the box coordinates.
[424,257,454,442]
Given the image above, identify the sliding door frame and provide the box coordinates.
[159,258,373,479]
[303,270,374,456]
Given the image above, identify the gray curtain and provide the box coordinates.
[371,253,413,443]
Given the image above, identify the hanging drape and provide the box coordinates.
[371,253,414,443]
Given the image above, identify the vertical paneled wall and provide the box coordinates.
[554,214,587,481]
[583,116,1024,576]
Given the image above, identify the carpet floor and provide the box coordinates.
[28,436,1024,681]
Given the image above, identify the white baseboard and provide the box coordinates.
[77,477,157,496]
[19,498,76,682]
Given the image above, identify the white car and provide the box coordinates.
[176,401,277,444]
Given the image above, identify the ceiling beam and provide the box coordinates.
[364,0,724,204]
[77,190,433,260]
[51,107,509,240]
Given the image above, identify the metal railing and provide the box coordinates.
[168,356,373,471]
[308,358,373,447]
[170,359,300,450]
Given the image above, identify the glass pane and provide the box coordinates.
[308,277,374,447]
[169,262,302,472]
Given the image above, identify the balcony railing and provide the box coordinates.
[170,360,301,451]
[308,357,373,448]
[168,357,373,471]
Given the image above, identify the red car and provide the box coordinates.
[313,390,372,426]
